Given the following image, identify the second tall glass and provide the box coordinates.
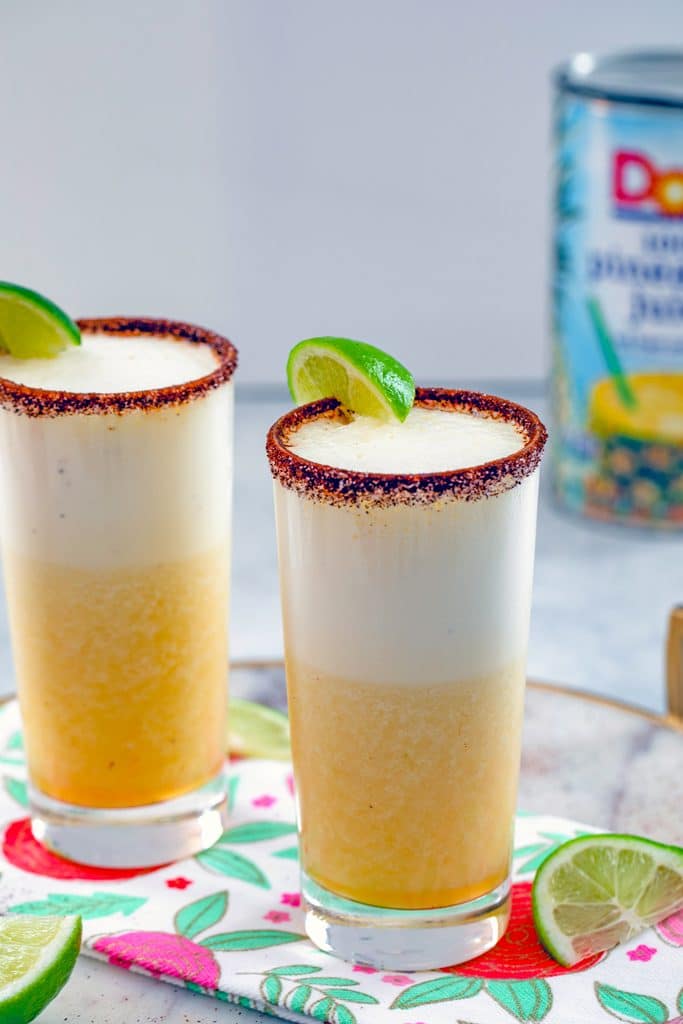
[267,389,547,970]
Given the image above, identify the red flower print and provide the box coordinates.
[252,794,277,808]
[627,944,657,962]
[3,818,163,881]
[381,974,412,986]
[280,892,301,907]
[447,883,604,979]
[166,877,193,890]
[263,910,291,924]
[352,965,378,974]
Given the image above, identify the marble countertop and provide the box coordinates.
[7,382,682,1022]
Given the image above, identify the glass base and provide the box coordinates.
[29,771,228,868]
[302,870,511,971]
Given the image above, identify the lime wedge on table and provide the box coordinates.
[532,833,683,966]
[287,337,415,422]
[0,914,81,1023]
[0,282,80,359]
[228,697,291,761]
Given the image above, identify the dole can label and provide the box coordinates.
[553,55,683,528]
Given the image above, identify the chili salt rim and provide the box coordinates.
[266,388,548,507]
[0,317,238,416]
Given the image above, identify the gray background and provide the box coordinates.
[2,0,682,383]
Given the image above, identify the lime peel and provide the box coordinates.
[0,914,81,1023]
[0,282,80,359]
[228,697,291,761]
[287,336,415,422]
[532,833,683,966]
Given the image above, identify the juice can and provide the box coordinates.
[552,51,683,528]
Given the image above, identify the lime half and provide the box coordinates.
[287,337,415,422]
[0,914,81,1023]
[0,282,80,359]
[228,697,291,761]
[532,833,683,965]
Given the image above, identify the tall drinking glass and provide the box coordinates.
[0,318,237,866]
[267,389,547,969]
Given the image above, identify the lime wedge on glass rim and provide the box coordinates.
[532,833,683,966]
[228,697,291,761]
[0,914,81,1023]
[0,282,80,359]
[287,336,415,421]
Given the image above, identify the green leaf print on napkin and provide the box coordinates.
[310,996,334,1021]
[391,976,554,1020]
[288,984,313,1013]
[223,821,297,843]
[268,965,320,976]
[262,974,283,1002]
[486,979,552,1021]
[4,776,28,807]
[323,989,378,1003]
[273,845,299,861]
[0,730,24,765]
[391,976,484,1009]
[594,982,669,1023]
[227,774,239,813]
[244,965,379,1024]
[678,987,683,1014]
[200,929,304,952]
[174,891,229,940]
[195,817,297,887]
[196,847,270,888]
[10,891,147,920]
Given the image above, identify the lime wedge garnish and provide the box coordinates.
[287,337,415,422]
[228,697,291,761]
[532,833,683,965]
[0,914,81,1023]
[0,282,80,359]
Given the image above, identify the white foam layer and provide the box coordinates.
[275,469,540,686]
[289,406,523,473]
[0,342,233,570]
[0,333,218,393]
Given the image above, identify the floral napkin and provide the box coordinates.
[0,699,680,1024]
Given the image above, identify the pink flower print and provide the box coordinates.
[252,794,277,808]
[626,944,657,962]
[285,773,296,798]
[352,965,378,974]
[165,876,193,890]
[263,910,291,924]
[93,931,219,988]
[656,907,683,946]
[281,892,301,907]
[381,973,412,986]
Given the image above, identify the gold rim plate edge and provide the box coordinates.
[0,659,680,735]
